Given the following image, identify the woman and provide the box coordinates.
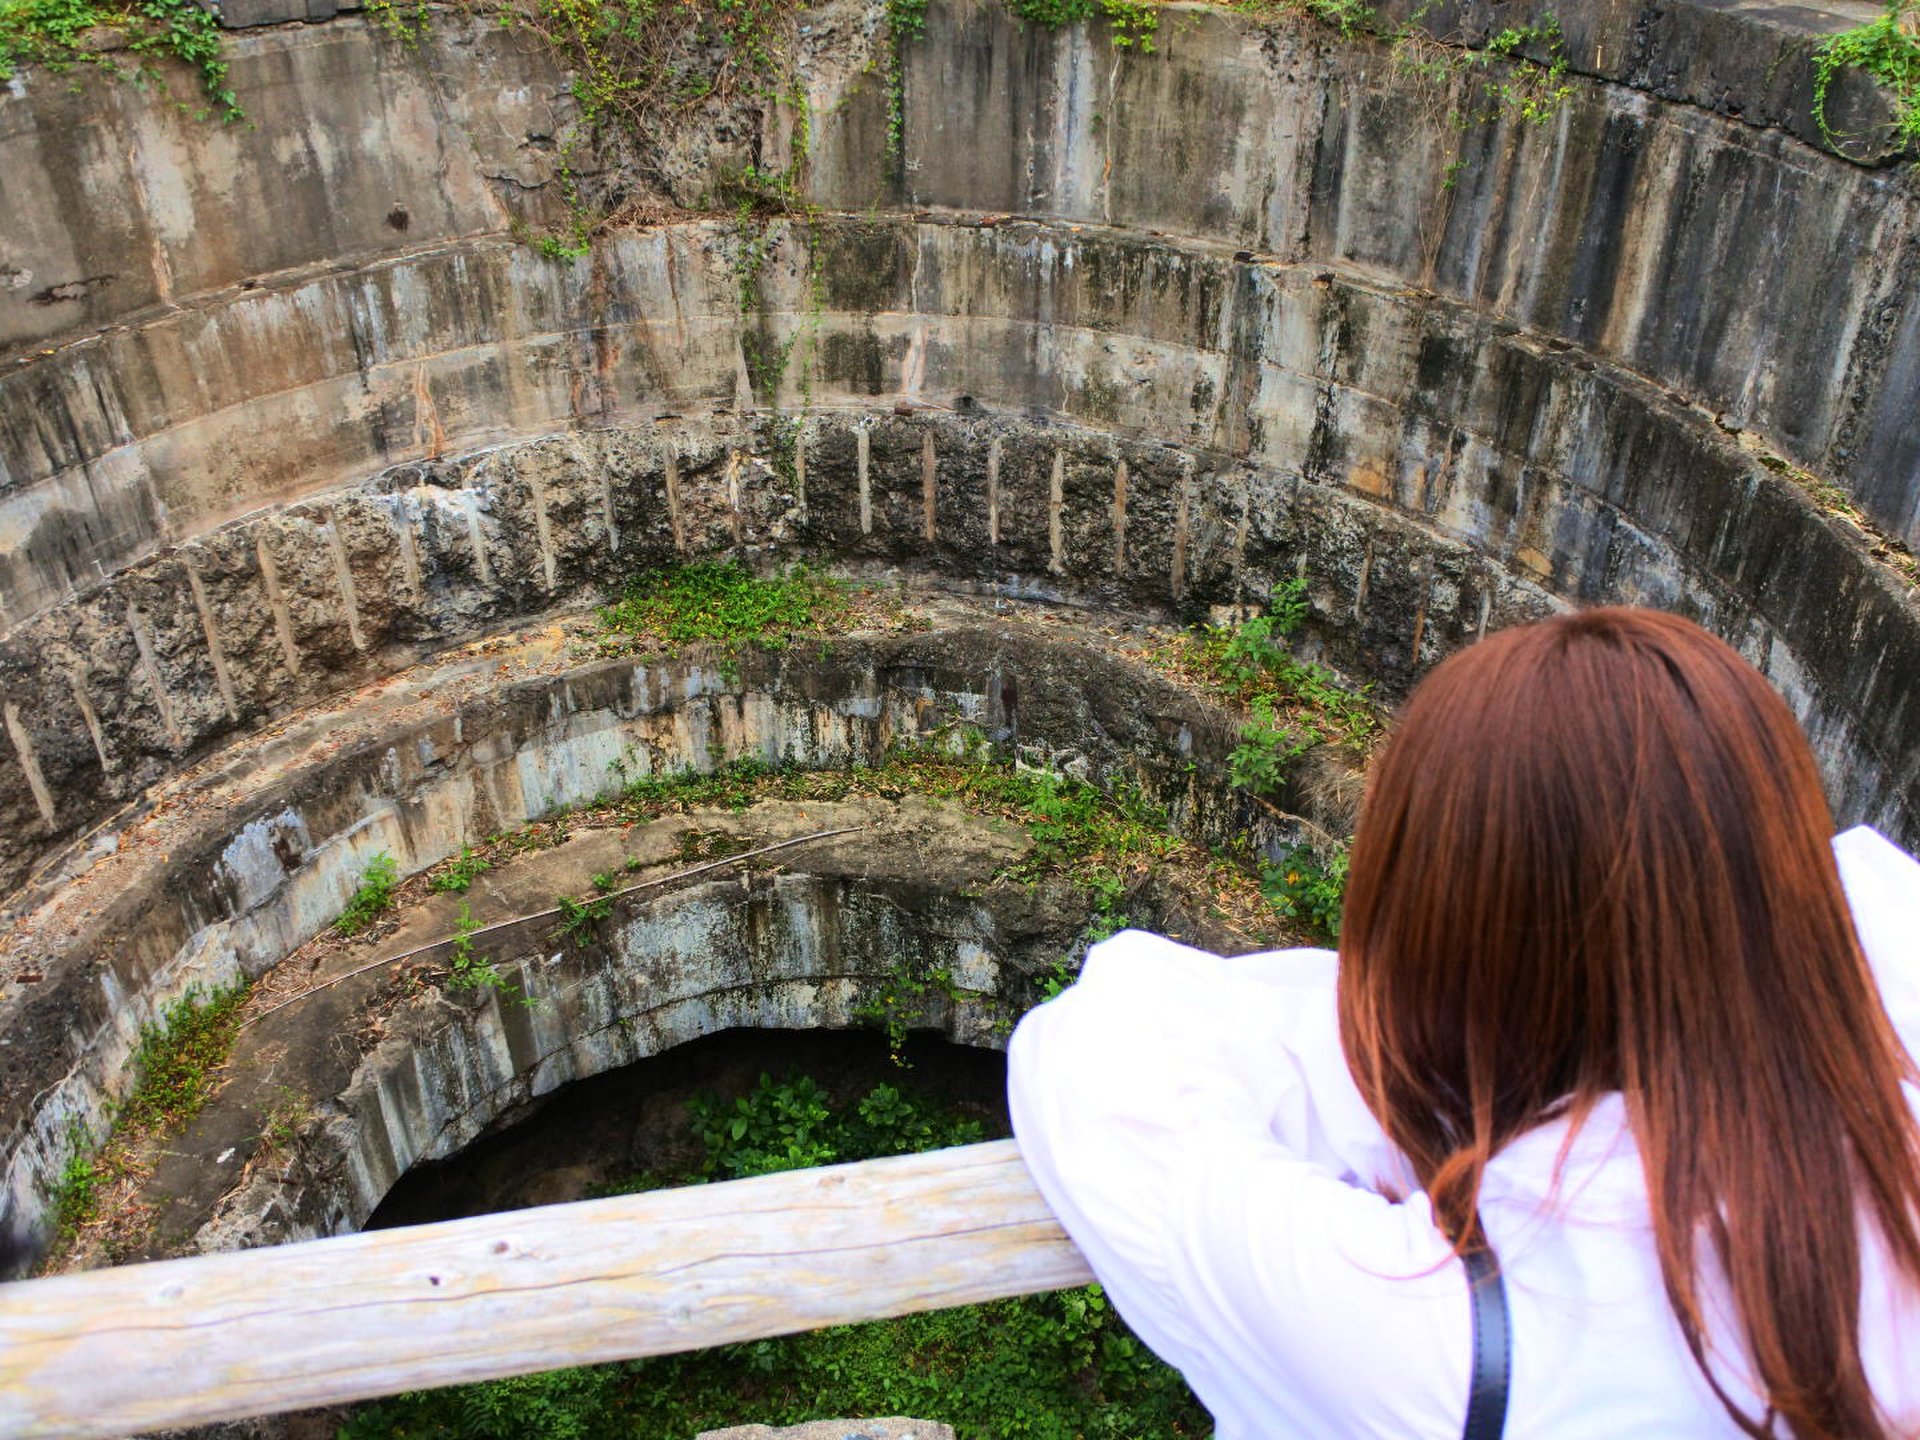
[1008,607,1920,1438]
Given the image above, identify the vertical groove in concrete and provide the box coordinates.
[393,501,424,600]
[127,604,181,744]
[1048,451,1065,574]
[794,428,809,520]
[254,536,303,677]
[324,515,369,651]
[1171,469,1192,600]
[2,703,55,828]
[525,475,559,592]
[1230,471,1251,587]
[665,452,687,551]
[67,672,110,774]
[1112,460,1129,574]
[921,433,937,543]
[1477,586,1492,641]
[725,450,745,547]
[1354,539,1374,623]
[184,563,241,721]
[857,426,873,535]
[413,365,447,458]
[601,467,620,555]
[460,493,493,587]
[986,437,1002,546]
[1408,558,1430,664]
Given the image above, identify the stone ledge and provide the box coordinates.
[201,0,363,27]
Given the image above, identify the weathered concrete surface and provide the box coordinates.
[1,0,1919,1301]
[4,387,1915,901]
[0,2,1914,913]
[0,393,1573,897]
[0,606,1269,1272]
[176,799,1058,1255]
[3,0,1912,545]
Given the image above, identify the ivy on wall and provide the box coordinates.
[1814,0,1920,157]
[0,0,237,118]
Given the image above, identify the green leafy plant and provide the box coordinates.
[445,903,506,992]
[48,1124,100,1242]
[853,958,964,1065]
[121,983,250,1134]
[1005,0,1160,50]
[430,846,492,895]
[1227,695,1321,796]
[596,561,850,679]
[335,853,401,937]
[553,892,615,943]
[1261,842,1350,941]
[1814,0,1920,154]
[0,0,238,119]
[1036,954,1082,1002]
[256,1085,313,1153]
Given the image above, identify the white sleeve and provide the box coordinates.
[1007,930,1471,1438]
[1834,826,1920,1048]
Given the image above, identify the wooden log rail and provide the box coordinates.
[0,1140,1093,1440]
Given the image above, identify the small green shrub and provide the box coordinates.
[1261,842,1350,941]
[0,0,237,118]
[1005,0,1159,49]
[444,903,504,993]
[107,983,250,1139]
[596,562,849,677]
[430,846,491,894]
[1227,695,1321,796]
[553,893,614,943]
[334,853,401,936]
[1814,0,1920,154]
[49,1140,100,1241]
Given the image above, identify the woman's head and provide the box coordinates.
[1337,606,1920,1439]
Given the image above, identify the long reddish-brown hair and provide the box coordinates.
[1338,606,1920,1439]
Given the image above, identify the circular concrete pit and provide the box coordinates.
[2,0,1918,1301]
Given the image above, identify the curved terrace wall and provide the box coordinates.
[5,0,1920,1286]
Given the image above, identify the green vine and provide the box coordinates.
[1004,0,1159,51]
[0,0,238,120]
[884,0,926,157]
[1814,0,1920,156]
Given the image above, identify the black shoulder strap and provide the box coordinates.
[1461,1238,1512,1440]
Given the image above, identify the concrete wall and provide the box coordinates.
[0,4,1914,891]
[5,0,1920,1268]
[0,622,1245,1270]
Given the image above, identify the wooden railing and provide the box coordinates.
[0,1140,1092,1440]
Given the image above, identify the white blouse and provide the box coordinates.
[1007,825,1920,1438]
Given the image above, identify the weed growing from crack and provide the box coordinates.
[1006,0,1160,50]
[1259,841,1349,941]
[48,1122,100,1243]
[430,845,492,895]
[444,903,504,992]
[40,981,251,1269]
[335,853,401,937]
[553,892,615,943]
[121,983,251,1135]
